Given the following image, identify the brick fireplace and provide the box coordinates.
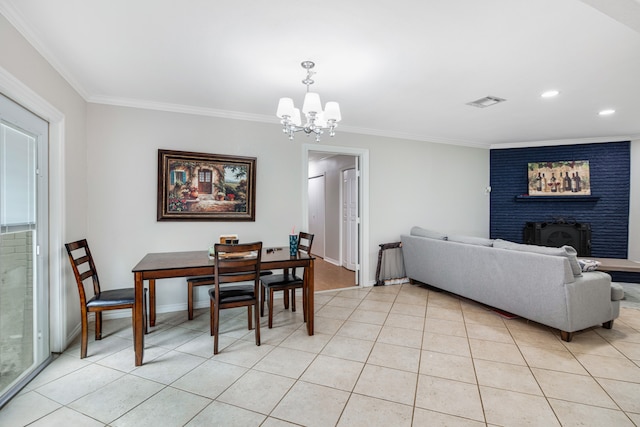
[489,141,638,282]
[490,141,629,259]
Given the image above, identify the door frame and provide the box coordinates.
[0,68,66,352]
[302,144,370,286]
[341,167,358,273]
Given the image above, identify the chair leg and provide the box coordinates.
[302,285,307,322]
[254,302,261,346]
[268,288,274,329]
[283,288,289,309]
[149,279,156,327]
[291,288,296,312]
[212,301,220,354]
[209,300,214,336]
[188,282,194,320]
[95,312,103,340]
[143,288,149,334]
[247,306,253,330]
[260,285,265,317]
[81,312,89,359]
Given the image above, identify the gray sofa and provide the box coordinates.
[401,226,623,341]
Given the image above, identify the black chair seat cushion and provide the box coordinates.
[86,288,135,308]
[209,284,256,304]
[261,273,303,289]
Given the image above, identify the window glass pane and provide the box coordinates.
[1,123,36,228]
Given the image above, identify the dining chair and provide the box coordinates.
[65,239,147,359]
[210,241,262,354]
[186,267,272,320]
[260,232,314,328]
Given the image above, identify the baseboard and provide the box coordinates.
[323,257,341,266]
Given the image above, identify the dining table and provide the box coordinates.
[131,247,315,366]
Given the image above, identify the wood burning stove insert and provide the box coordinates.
[523,220,591,256]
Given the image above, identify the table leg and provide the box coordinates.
[306,259,314,335]
[134,272,145,366]
[149,279,156,327]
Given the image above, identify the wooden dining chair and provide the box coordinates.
[65,239,147,359]
[186,266,272,320]
[210,241,262,354]
[260,232,314,328]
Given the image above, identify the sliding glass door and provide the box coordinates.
[0,93,49,407]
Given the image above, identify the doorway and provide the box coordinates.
[0,93,50,407]
[308,174,326,258]
[303,144,370,288]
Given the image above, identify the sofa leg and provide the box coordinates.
[603,320,614,329]
[560,331,573,342]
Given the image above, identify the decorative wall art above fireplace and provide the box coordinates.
[528,160,590,196]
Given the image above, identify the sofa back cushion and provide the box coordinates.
[493,239,582,277]
[410,226,447,240]
[448,234,494,247]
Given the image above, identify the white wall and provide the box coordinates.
[86,104,491,313]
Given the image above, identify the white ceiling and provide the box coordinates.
[1,0,640,149]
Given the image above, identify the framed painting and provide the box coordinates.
[527,160,590,196]
[157,149,256,221]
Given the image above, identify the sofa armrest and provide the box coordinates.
[564,271,614,332]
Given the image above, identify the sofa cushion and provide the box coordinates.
[410,226,447,240]
[448,234,493,247]
[610,282,625,301]
[493,239,582,277]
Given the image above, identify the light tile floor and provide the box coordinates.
[2,283,640,426]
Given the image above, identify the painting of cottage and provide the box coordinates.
[158,150,256,221]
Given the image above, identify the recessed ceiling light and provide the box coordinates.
[598,109,616,116]
[541,90,559,98]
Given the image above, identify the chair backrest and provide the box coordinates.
[213,241,263,298]
[298,232,314,254]
[290,232,314,277]
[65,239,101,307]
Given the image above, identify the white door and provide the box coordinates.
[308,175,325,258]
[0,93,50,407]
[342,168,358,272]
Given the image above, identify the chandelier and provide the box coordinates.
[276,61,342,142]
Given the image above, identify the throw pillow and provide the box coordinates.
[410,226,448,240]
[447,234,494,247]
[578,259,601,272]
[493,239,582,277]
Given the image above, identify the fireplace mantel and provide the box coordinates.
[514,195,600,202]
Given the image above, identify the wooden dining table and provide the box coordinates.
[131,247,315,366]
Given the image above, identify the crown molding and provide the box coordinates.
[88,95,275,124]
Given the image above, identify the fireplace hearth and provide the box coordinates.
[523,220,591,256]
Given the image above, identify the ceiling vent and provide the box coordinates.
[466,96,507,108]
